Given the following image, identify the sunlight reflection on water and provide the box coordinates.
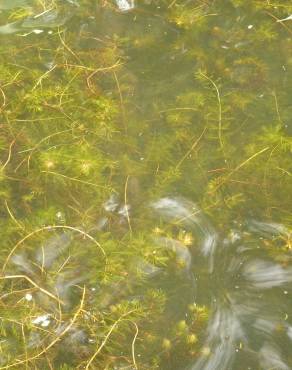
[5,195,292,369]
[151,196,292,370]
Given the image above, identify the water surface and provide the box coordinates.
[0,0,291,369]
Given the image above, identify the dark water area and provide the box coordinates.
[0,0,291,369]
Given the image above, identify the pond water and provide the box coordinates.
[0,1,291,369]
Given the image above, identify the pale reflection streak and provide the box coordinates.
[152,196,292,370]
[151,197,217,271]
[7,195,292,369]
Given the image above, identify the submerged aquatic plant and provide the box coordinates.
[0,0,291,369]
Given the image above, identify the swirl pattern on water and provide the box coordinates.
[3,195,292,369]
[152,197,292,370]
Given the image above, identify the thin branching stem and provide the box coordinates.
[85,310,137,370]
[211,147,270,193]
[0,274,63,305]
[199,72,223,152]
[2,225,107,273]
[0,287,86,369]
[4,200,25,230]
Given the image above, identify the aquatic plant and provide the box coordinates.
[0,0,291,369]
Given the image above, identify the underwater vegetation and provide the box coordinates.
[0,0,291,369]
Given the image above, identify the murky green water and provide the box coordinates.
[0,0,292,369]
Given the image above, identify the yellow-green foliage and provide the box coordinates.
[0,0,291,368]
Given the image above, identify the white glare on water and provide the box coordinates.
[115,0,135,12]
[151,196,292,369]
[6,194,292,369]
